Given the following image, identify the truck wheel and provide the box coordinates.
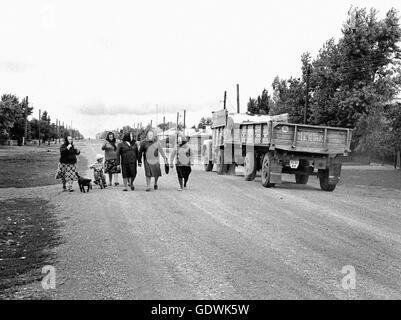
[261,152,275,188]
[295,174,309,184]
[318,169,337,191]
[204,161,213,172]
[244,151,257,181]
[216,149,228,175]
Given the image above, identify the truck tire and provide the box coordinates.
[204,161,213,172]
[318,169,337,191]
[244,151,257,181]
[216,149,228,175]
[261,152,275,188]
[295,174,309,184]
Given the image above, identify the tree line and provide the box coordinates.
[0,94,84,145]
[247,7,401,160]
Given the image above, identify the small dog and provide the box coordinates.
[77,174,92,193]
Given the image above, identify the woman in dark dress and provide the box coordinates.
[116,132,141,191]
[139,129,168,192]
[55,136,80,192]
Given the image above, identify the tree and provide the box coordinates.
[310,7,401,130]
[0,94,23,137]
[38,110,52,142]
[353,110,392,160]
[9,96,33,141]
[268,7,401,158]
[301,52,313,123]
[247,97,258,114]
[157,121,175,131]
[384,102,401,152]
[198,117,212,129]
[247,89,272,115]
[256,89,271,114]
[270,76,305,123]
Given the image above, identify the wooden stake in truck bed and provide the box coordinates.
[203,109,353,192]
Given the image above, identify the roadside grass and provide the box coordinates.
[0,198,61,299]
[340,168,401,190]
[0,144,88,188]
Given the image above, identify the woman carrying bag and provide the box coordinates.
[139,129,168,192]
[170,135,193,191]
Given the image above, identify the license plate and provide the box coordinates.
[290,160,299,169]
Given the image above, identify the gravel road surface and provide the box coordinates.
[2,140,400,299]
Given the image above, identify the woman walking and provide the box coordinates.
[102,131,120,186]
[55,136,80,192]
[139,129,168,192]
[116,132,141,191]
[170,135,194,191]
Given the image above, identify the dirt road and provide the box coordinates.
[2,140,401,299]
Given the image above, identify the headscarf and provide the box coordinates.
[63,136,72,146]
[145,129,157,142]
[106,131,117,151]
[122,132,135,143]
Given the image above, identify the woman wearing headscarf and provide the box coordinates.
[139,129,168,192]
[170,135,194,191]
[55,136,81,192]
[116,132,141,191]
[102,131,120,186]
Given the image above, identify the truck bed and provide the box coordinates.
[239,122,352,155]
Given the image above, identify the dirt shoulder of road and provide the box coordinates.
[0,142,88,299]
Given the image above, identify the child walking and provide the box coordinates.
[90,154,107,189]
[170,135,194,191]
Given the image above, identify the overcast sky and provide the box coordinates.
[1,0,400,138]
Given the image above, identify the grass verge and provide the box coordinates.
[0,144,88,188]
[0,198,61,299]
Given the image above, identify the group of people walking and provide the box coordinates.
[55,129,194,192]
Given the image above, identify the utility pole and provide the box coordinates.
[183,109,186,135]
[163,116,165,140]
[223,91,227,109]
[304,65,311,124]
[57,119,60,143]
[48,115,51,146]
[176,112,180,146]
[236,84,240,113]
[156,104,158,127]
[38,109,41,146]
[23,96,28,145]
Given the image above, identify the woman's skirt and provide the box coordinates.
[104,159,121,174]
[143,159,162,178]
[121,162,137,179]
[55,163,78,182]
[176,165,192,180]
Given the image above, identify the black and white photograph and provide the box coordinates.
[1,0,401,310]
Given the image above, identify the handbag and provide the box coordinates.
[165,163,170,174]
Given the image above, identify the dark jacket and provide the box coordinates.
[116,141,141,165]
[60,143,80,164]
